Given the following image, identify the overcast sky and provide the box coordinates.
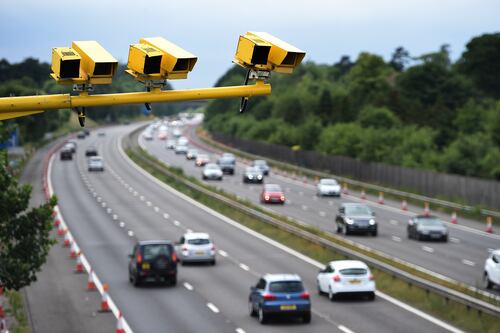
[1,0,499,89]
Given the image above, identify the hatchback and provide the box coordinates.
[249,274,311,324]
[175,233,216,265]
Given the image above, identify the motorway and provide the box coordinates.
[140,119,500,295]
[50,123,459,333]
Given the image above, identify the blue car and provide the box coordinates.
[248,274,311,324]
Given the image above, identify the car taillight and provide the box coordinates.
[333,274,341,282]
[300,291,310,299]
[263,293,276,300]
[136,254,142,264]
[280,195,285,201]
[171,252,177,262]
[264,195,270,201]
[369,274,375,281]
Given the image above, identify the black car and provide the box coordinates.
[336,203,377,236]
[243,167,264,183]
[85,146,98,157]
[60,147,73,160]
[217,157,235,175]
[407,215,448,242]
[128,240,178,286]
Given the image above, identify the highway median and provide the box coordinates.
[124,126,500,333]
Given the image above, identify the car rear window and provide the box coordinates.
[265,185,282,192]
[187,238,210,245]
[142,244,171,260]
[269,281,304,293]
[339,268,367,276]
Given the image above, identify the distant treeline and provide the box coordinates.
[0,59,188,143]
[204,33,500,180]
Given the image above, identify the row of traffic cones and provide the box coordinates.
[352,188,495,233]
[51,209,126,332]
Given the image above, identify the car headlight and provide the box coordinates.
[248,175,253,179]
[369,219,376,225]
[257,175,262,179]
[345,218,354,224]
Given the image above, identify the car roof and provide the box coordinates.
[329,260,369,270]
[184,232,210,240]
[138,240,173,246]
[263,273,302,282]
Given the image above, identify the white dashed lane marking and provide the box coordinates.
[183,282,193,291]
[338,325,355,333]
[390,220,398,225]
[206,303,219,313]
[450,237,460,243]
[461,259,475,267]
[218,250,228,257]
[391,236,402,242]
[422,246,434,253]
[163,213,170,219]
[239,263,250,271]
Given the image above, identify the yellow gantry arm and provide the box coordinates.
[0,80,271,121]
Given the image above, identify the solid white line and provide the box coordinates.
[391,236,402,242]
[338,325,355,333]
[218,250,228,257]
[206,303,219,313]
[239,263,250,271]
[422,246,434,253]
[461,259,475,267]
[183,282,193,291]
[119,132,466,333]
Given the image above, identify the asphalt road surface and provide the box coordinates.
[49,124,460,333]
[141,120,500,297]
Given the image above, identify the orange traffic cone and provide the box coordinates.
[451,211,458,224]
[486,216,494,233]
[87,270,96,291]
[99,284,111,312]
[378,192,384,205]
[54,219,61,227]
[116,311,125,333]
[424,202,430,216]
[57,224,66,237]
[75,253,84,273]
[343,183,349,195]
[63,233,71,247]
[360,190,366,200]
[70,242,79,259]
[401,200,408,211]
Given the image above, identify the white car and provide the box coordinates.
[88,156,104,172]
[172,128,182,138]
[202,163,223,180]
[166,139,176,149]
[175,145,188,154]
[317,178,341,197]
[316,260,375,300]
[175,233,216,265]
[142,131,153,141]
[177,136,188,146]
[484,249,500,289]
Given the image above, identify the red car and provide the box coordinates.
[195,154,210,167]
[261,184,286,204]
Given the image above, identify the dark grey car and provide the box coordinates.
[336,203,377,236]
[407,215,448,242]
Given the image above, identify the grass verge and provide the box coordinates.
[4,290,29,333]
[126,145,499,333]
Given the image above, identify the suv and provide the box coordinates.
[128,240,178,286]
[483,249,500,289]
[217,157,235,175]
[249,274,311,324]
[336,203,377,236]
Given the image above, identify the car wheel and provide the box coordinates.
[317,282,323,295]
[249,301,257,317]
[170,276,177,286]
[328,287,335,301]
[483,273,493,289]
[181,260,186,266]
[337,225,343,234]
[258,307,268,324]
[302,312,311,324]
[211,259,216,266]
[367,292,376,301]
[416,233,422,241]
[133,273,141,287]
[407,231,412,239]
[442,235,448,242]
[344,227,350,236]
[371,230,378,237]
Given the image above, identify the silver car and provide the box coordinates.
[175,144,188,154]
[175,233,216,265]
[407,215,448,241]
[166,139,176,149]
[88,156,104,172]
[202,163,223,180]
[317,178,341,197]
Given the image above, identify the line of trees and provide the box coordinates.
[204,33,500,180]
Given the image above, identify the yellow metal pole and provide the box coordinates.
[0,80,271,121]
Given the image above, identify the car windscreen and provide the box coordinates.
[218,158,234,164]
[339,268,367,276]
[142,244,171,260]
[254,160,267,166]
[345,205,372,215]
[187,238,210,245]
[269,281,304,293]
[416,218,443,226]
[321,179,338,185]
[90,157,102,162]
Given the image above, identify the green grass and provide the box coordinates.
[126,145,500,333]
[5,290,29,333]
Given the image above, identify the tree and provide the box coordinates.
[458,33,500,98]
[389,47,411,72]
[316,89,333,125]
[0,123,56,290]
[357,105,400,129]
